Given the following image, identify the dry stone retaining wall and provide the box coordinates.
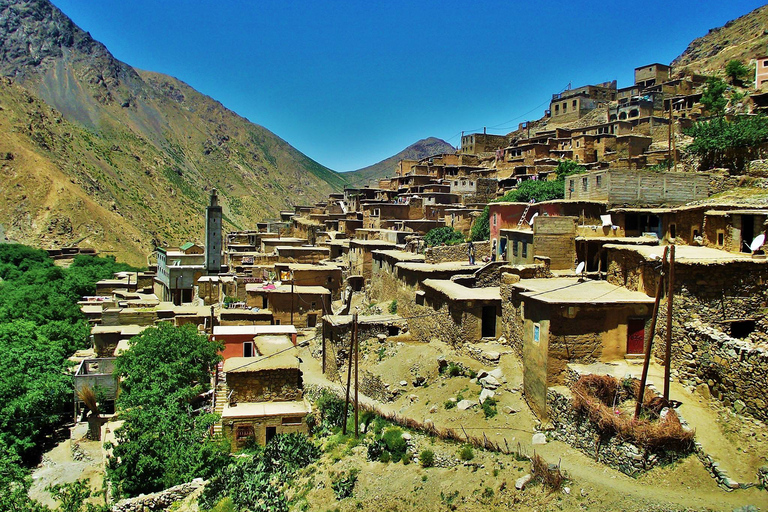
[425,241,490,264]
[111,479,206,511]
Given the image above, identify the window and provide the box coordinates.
[512,240,518,257]
[569,179,575,192]
[236,425,254,441]
[555,104,559,112]
[595,175,602,188]
[563,104,568,112]
[572,100,577,107]
[717,232,724,246]
[522,241,527,258]
[282,416,303,426]
[533,323,541,343]
[669,224,676,239]
[311,301,316,309]
[582,177,588,191]
[493,214,497,227]
[243,342,254,357]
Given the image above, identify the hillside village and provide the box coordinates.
[41,53,768,511]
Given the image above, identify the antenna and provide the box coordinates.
[750,234,765,254]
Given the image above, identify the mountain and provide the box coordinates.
[0,0,347,265]
[671,4,768,76]
[343,137,455,187]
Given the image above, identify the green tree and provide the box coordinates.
[725,59,751,86]
[469,160,585,240]
[423,226,465,247]
[114,323,223,409]
[683,114,768,172]
[107,323,226,498]
[700,77,728,116]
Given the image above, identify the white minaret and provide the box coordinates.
[205,188,222,273]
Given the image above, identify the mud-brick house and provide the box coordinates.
[274,263,343,300]
[500,216,577,270]
[219,353,311,448]
[703,207,768,253]
[91,324,148,357]
[348,239,397,280]
[212,325,298,361]
[409,279,501,346]
[506,277,654,418]
[245,283,330,328]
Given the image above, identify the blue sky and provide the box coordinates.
[53,0,767,171]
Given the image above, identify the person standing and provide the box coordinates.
[467,240,475,265]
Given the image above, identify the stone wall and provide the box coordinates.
[323,323,391,378]
[406,295,481,348]
[111,479,206,511]
[425,241,490,264]
[674,320,768,422]
[547,389,692,476]
[228,369,302,403]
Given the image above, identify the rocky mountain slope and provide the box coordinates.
[0,0,346,265]
[671,4,768,76]
[343,137,455,187]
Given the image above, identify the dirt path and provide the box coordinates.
[29,424,105,508]
[298,343,768,511]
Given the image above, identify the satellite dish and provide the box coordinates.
[575,261,585,274]
[750,234,765,252]
[529,212,539,225]
[648,253,660,261]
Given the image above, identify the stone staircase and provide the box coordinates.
[212,373,228,437]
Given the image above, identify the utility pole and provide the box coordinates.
[342,315,354,435]
[290,272,295,326]
[353,312,359,438]
[635,246,669,419]
[664,245,676,402]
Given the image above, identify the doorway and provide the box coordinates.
[741,215,755,252]
[265,426,277,444]
[481,306,497,338]
[627,318,646,355]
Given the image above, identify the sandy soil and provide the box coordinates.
[28,423,106,509]
[300,332,768,512]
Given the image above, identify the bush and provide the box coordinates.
[331,469,359,500]
[482,397,498,419]
[424,227,465,247]
[401,451,411,465]
[444,400,456,410]
[381,427,407,459]
[316,390,349,431]
[725,59,751,85]
[683,114,768,172]
[419,449,435,468]
[388,299,398,315]
[458,445,474,461]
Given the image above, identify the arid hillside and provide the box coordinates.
[672,4,768,76]
[343,137,455,187]
[0,0,347,264]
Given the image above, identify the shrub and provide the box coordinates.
[725,59,751,85]
[381,427,407,459]
[331,469,359,500]
[388,299,398,314]
[458,445,474,461]
[683,114,768,172]
[419,449,435,468]
[448,364,462,377]
[482,397,498,418]
[424,227,466,247]
[444,400,456,410]
[401,451,411,465]
[316,390,349,431]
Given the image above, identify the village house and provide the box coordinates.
[218,350,311,448]
[348,239,397,280]
[500,216,577,270]
[756,54,768,91]
[245,283,330,328]
[566,169,710,205]
[461,132,508,155]
[154,244,206,305]
[211,325,298,361]
[504,276,655,418]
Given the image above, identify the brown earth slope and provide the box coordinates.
[671,4,768,77]
[0,0,347,264]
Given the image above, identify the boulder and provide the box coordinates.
[483,351,501,363]
[399,380,408,387]
[479,375,501,390]
[515,474,533,490]
[479,388,495,404]
[532,432,547,445]
[489,368,505,380]
[502,406,518,414]
[457,399,476,411]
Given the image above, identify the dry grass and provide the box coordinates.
[571,375,694,451]
[531,452,564,492]
[76,385,100,416]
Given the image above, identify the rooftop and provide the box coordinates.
[213,325,298,336]
[221,400,311,419]
[396,261,482,272]
[371,250,425,262]
[245,284,330,295]
[324,314,403,326]
[223,353,299,373]
[422,279,501,302]
[603,244,766,264]
[514,278,655,304]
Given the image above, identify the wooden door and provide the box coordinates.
[627,318,645,355]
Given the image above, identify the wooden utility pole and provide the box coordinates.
[664,245,676,402]
[353,312,359,438]
[635,246,669,419]
[342,316,355,435]
[290,273,295,326]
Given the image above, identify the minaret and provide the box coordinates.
[205,188,222,274]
